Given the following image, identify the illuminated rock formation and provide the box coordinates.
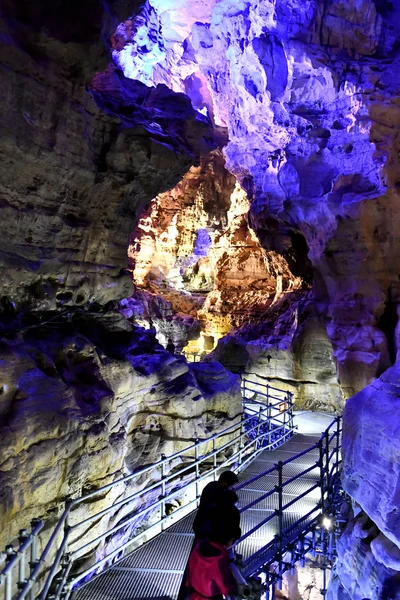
[2,1,400,596]
[114,0,400,398]
[112,4,400,594]
[211,291,344,411]
[326,362,400,598]
[129,150,302,353]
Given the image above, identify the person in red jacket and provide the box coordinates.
[187,526,237,600]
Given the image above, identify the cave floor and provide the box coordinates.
[73,412,335,600]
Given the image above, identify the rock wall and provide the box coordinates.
[328,510,400,600]
[0,309,242,549]
[328,362,400,597]
[211,291,344,411]
[0,0,214,313]
[128,150,302,353]
[113,0,400,400]
[0,0,243,556]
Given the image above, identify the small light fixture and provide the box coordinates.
[322,516,333,530]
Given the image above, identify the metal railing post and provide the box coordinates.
[319,439,325,517]
[288,392,294,434]
[194,441,200,502]
[325,429,330,492]
[256,406,262,449]
[267,385,272,448]
[336,416,341,474]
[63,498,72,558]
[212,438,217,481]
[282,400,286,440]
[276,461,283,589]
[29,519,40,600]
[18,530,29,589]
[6,571,12,600]
[239,415,245,466]
[161,453,167,531]
[5,546,15,600]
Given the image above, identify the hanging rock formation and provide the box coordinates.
[128,150,302,354]
[113,0,400,400]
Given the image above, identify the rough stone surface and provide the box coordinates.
[342,362,400,551]
[114,0,400,398]
[0,0,214,313]
[0,311,242,548]
[128,150,302,353]
[120,290,201,351]
[328,510,400,600]
[211,292,344,412]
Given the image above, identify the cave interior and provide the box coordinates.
[1,0,400,599]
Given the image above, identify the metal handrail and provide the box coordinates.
[242,376,293,395]
[236,415,343,591]
[66,397,295,588]
[1,378,295,600]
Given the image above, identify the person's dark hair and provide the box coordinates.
[218,471,238,486]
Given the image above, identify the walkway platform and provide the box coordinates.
[73,413,334,600]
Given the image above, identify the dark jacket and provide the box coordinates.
[193,484,241,541]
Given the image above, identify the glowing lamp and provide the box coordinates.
[322,516,333,530]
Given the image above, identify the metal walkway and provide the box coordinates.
[73,413,335,600]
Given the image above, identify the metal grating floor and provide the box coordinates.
[73,425,331,600]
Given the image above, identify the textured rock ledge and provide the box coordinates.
[0,309,242,549]
[0,1,214,313]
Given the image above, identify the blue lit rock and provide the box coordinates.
[334,363,400,598]
[328,510,400,600]
[120,290,201,351]
[113,0,400,398]
[342,362,400,550]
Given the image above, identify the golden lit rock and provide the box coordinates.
[129,150,302,353]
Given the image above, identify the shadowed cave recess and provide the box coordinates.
[1,0,400,598]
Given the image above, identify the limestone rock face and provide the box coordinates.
[0,0,214,313]
[212,293,343,411]
[113,0,400,397]
[129,150,302,352]
[120,290,201,351]
[0,0,232,558]
[342,362,400,550]
[0,311,242,547]
[328,511,400,600]
[329,363,400,598]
